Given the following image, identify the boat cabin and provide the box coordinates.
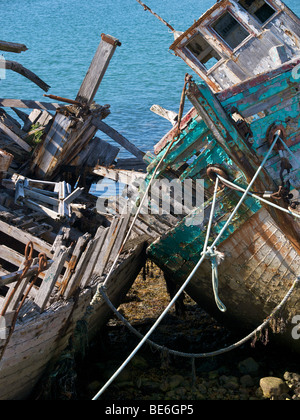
[170,0,300,92]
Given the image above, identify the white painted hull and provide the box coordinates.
[0,244,145,400]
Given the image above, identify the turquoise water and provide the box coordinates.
[1,0,300,158]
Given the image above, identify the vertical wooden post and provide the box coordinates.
[31,34,120,179]
[76,34,121,105]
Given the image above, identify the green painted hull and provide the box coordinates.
[146,60,300,351]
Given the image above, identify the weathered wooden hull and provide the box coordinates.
[146,57,300,353]
[148,208,299,351]
[0,243,146,400]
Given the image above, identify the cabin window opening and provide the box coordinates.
[238,0,276,24]
[185,33,222,71]
[211,11,250,50]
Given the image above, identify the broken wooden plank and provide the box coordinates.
[22,187,59,207]
[59,233,91,296]
[0,245,24,268]
[92,118,145,159]
[0,108,24,134]
[122,233,151,252]
[0,121,32,152]
[22,198,60,220]
[31,112,99,179]
[93,166,146,185]
[150,104,178,126]
[50,227,70,257]
[76,34,121,105]
[93,217,121,277]
[63,238,96,299]
[11,107,30,125]
[108,211,131,263]
[0,260,52,288]
[23,109,43,132]
[69,136,120,168]
[0,60,50,92]
[80,227,108,288]
[0,218,52,257]
[0,150,13,173]
[114,158,147,172]
[0,99,61,111]
[35,247,70,313]
[153,107,197,155]
[0,40,28,54]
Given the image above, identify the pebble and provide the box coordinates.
[240,375,254,388]
[86,357,300,401]
[238,357,259,375]
[76,266,300,401]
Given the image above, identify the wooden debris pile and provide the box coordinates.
[0,35,146,193]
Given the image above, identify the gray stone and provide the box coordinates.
[168,375,185,390]
[130,355,149,370]
[260,377,289,398]
[240,374,254,388]
[238,357,259,374]
[219,375,239,390]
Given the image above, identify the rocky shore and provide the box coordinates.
[51,262,300,400]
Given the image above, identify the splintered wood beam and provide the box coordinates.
[0,245,24,267]
[0,60,50,92]
[93,166,146,184]
[76,33,121,105]
[0,121,32,152]
[0,260,52,288]
[0,219,52,257]
[92,118,145,159]
[150,104,178,126]
[0,40,28,54]
[0,150,13,172]
[0,99,61,111]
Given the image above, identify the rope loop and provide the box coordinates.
[38,253,48,273]
[24,241,34,264]
[202,247,227,313]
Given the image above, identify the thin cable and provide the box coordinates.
[217,175,300,219]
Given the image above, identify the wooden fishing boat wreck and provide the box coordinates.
[2,0,300,400]
[0,35,177,400]
[137,0,300,352]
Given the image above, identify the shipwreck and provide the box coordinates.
[0,34,172,400]
[0,0,300,401]
[140,0,300,353]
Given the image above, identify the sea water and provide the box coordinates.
[0,0,299,172]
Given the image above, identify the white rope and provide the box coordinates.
[92,134,280,400]
[205,247,227,312]
[92,163,219,400]
[91,79,189,300]
[90,133,180,305]
[217,175,300,220]
[202,177,219,255]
